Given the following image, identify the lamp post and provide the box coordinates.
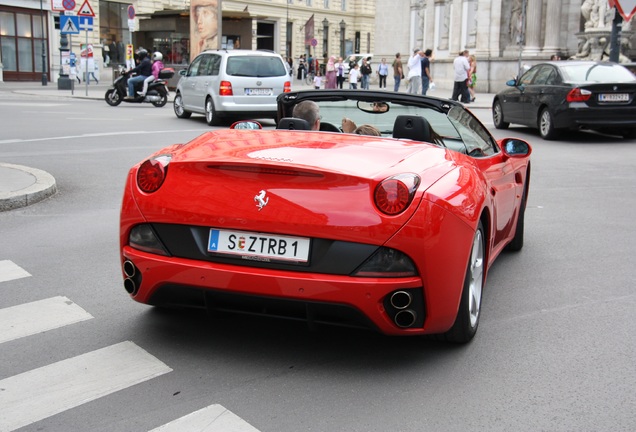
[286,0,289,59]
[40,0,47,85]
[339,20,346,58]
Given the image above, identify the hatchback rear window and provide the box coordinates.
[226,56,287,77]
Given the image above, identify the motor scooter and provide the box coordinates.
[105,65,174,107]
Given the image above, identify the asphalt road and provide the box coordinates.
[0,87,635,432]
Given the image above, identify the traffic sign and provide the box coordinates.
[77,0,95,17]
[60,15,80,34]
[311,38,318,47]
[610,0,636,21]
[127,5,135,20]
[51,0,65,12]
[62,0,75,11]
[78,16,93,31]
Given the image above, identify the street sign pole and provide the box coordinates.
[609,7,623,63]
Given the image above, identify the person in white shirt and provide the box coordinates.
[407,48,423,94]
[349,64,360,89]
[451,49,471,103]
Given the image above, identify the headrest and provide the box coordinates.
[277,117,311,130]
[392,115,433,142]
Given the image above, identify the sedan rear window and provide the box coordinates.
[226,56,287,77]
[560,63,636,84]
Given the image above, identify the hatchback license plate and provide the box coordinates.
[599,93,629,102]
[208,229,310,263]
[245,88,273,96]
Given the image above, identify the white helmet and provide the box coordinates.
[152,52,163,61]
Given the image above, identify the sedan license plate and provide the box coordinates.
[245,88,273,96]
[208,229,310,263]
[599,93,629,102]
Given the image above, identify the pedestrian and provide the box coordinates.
[297,54,306,80]
[360,57,372,90]
[407,48,422,94]
[308,53,314,75]
[468,54,477,102]
[349,63,360,89]
[451,49,471,103]
[335,56,346,89]
[421,49,434,95]
[287,57,293,76]
[392,53,403,92]
[313,70,323,89]
[325,55,337,89]
[377,58,389,89]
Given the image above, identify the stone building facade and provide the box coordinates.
[375,0,636,93]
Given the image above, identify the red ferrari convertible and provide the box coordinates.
[120,90,532,343]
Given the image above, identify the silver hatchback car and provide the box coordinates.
[173,49,291,125]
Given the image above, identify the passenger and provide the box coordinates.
[341,118,381,136]
[291,100,321,131]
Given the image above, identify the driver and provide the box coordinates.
[292,100,321,131]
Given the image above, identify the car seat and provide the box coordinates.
[392,115,434,143]
[277,118,311,130]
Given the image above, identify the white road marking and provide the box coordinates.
[0,341,172,432]
[149,404,261,432]
[0,128,209,145]
[0,102,68,107]
[0,296,93,344]
[0,260,31,283]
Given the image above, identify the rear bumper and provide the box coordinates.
[555,105,636,130]
[121,247,436,336]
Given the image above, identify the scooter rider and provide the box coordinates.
[125,49,152,100]
[138,52,165,97]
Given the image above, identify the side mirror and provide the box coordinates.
[230,120,262,130]
[500,138,532,157]
[179,69,187,77]
[506,79,517,87]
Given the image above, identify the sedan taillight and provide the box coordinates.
[566,88,592,102]
[284,81,291,93]
[220,81,233,96]
[137,155,171,193]
[374,174,420,215]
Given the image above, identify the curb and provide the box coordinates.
[0,163,57,211]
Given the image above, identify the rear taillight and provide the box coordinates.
[566,88,592,102]
[374,174,420,215]
[284,81,291,93]
[220,81,233,96]
[137,155,171,193]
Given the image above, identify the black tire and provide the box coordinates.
[506,170,529,252]
[539,107,559,140]
[492,100,509,129]
[152,89,168,108]
[173,92,192,119]
[443,221,485,343]
[205,97,220,126]
[105,89,122,106]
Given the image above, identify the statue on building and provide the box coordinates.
[581,0,610,30]
[509,0,524,45]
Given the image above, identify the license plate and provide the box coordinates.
[208,229,310,263]
[245,88,273,96]
[598,93,629,102]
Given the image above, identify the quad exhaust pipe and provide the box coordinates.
[387,290,421,328]
[123,260,139,295]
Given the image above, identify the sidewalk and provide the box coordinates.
[0,71,495,211]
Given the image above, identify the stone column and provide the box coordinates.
[523,0,543,56]
[449,0,463,54]
[542,0,562,56]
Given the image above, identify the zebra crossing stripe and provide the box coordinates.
[0,296,93,344]
[0,341,172,432]
[149,404,261,432]
[0,260,31,283]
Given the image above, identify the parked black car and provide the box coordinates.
[492,61,636,140]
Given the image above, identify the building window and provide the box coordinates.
[0,8,49,80]
[341,0,346,11]
[306,0,312,6]
[324,0,329,8]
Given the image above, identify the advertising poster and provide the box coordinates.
[190,0,220,60]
